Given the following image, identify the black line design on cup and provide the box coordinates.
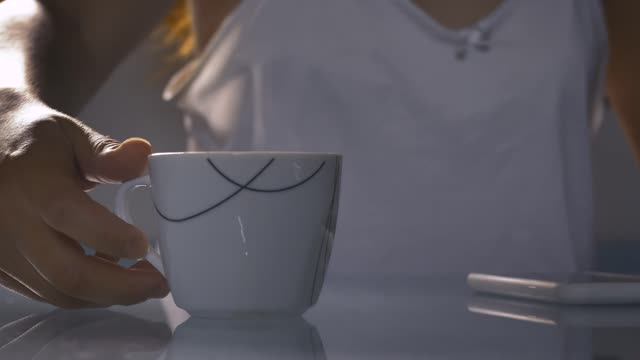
[206,158,326,193]
[155,158,326,223]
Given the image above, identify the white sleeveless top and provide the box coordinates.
[164,0,608,275]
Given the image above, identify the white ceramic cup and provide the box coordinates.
[115,152,341,318]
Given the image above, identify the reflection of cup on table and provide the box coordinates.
[166,316,325,360]
[116,152,342,318]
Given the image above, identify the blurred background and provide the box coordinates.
[80,37,640,274]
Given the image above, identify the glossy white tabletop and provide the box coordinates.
[0,274,637,359]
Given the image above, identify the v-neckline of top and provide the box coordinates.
[394,0,517,44]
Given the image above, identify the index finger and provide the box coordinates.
[19,225,169,306]
[39,181,148,259]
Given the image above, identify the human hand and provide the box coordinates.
[0,89,168,308]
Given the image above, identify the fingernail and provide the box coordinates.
[150,281,170,299]
[128,137,152,147]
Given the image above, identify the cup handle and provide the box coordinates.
[114,176,165,275]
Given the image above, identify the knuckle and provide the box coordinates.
[3,119,72,175]
[19,118,68,153]
[0,88,32,110]
[0,90,67,157]
[2,118,61,160]
[0,90,54,129]
[28,117,63,137]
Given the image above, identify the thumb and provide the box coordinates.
[58,117,152,184]
[90,137,153,184]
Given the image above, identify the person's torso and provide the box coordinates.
[164,0,608,275]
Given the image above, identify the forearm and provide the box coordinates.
[0,0,174,116]
[0,0,44,92]
[0,0,95,114]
